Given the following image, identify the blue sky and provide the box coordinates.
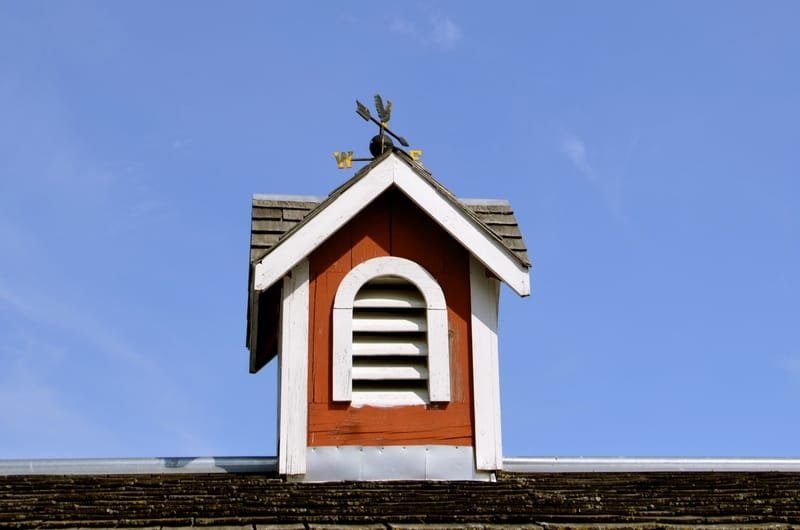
[1,2,798,458]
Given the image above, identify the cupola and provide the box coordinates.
[246,97,531,481]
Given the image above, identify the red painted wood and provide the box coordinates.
[351,192,391,265]
[307,189,474,447]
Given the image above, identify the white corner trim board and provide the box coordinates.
[278,259,309,475]
[254,154,530,296]
[469,256,504,471]
[332,256,451,404]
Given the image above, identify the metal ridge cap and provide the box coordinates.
[252,193,325,203]
[7,455,800,476]
[459,198,511,206]
[503,456,800,472]
[0,456,278,475]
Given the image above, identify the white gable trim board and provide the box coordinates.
[254,154,530,296]
[392,163,530,297]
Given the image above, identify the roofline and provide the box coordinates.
[504,456,800,472]
[459,198,511,206]
[4,456,800,475]
[0,456,277,475]
[253,193,327,202]
[251,195,512,208]
[253,152,531,296]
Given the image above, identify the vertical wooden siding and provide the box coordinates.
[307,189,474,446]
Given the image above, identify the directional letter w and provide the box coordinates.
[333,151,353,169]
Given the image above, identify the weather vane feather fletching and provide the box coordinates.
[374,94,392,124]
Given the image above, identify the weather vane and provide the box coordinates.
[333,94,423,170]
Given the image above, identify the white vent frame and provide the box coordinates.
[332,256,450,406]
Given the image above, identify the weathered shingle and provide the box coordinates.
[460,199,531,267]
[249,195,321,263]
[2,472,799,527]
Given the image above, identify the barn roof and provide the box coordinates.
[2,469,799,528]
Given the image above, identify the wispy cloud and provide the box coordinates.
[0,280,211,456]
[558,132,627,219]
[560,133,596,181]
[172,138,192,150]
[0,356,116,457]
[0,281,154,371]
[778,355,800,379]
[0,71,167,235]
[389,12,462,50]
[430,14,462,49]
[389,17,417,39]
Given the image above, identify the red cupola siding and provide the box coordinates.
[247,149,530,481]
[307,189,473,447]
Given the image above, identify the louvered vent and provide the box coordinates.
[351,275,429,404]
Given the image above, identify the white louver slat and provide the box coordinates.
[352,311,426,333]
[354,288,426,308]
[352,336,427,356]
[352,362,429,380]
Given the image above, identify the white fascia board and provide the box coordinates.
[392,159,530,296]
[254,161,395,291]
[254,154,530,296]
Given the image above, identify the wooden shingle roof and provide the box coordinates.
[249,194,531,267]
[2,471,800,528]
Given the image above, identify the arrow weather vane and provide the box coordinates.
[333,94,423,170]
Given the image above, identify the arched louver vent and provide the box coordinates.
[351,276,429,404]
[332,256,451,406]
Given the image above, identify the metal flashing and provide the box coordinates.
[5,455,800,476]
[459,198,512,206]
[301,446,491,482]
[0,456,277,475]
[503,456,800,473]
[252,193,326,203]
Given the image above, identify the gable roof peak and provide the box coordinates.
[251,151,530,296]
